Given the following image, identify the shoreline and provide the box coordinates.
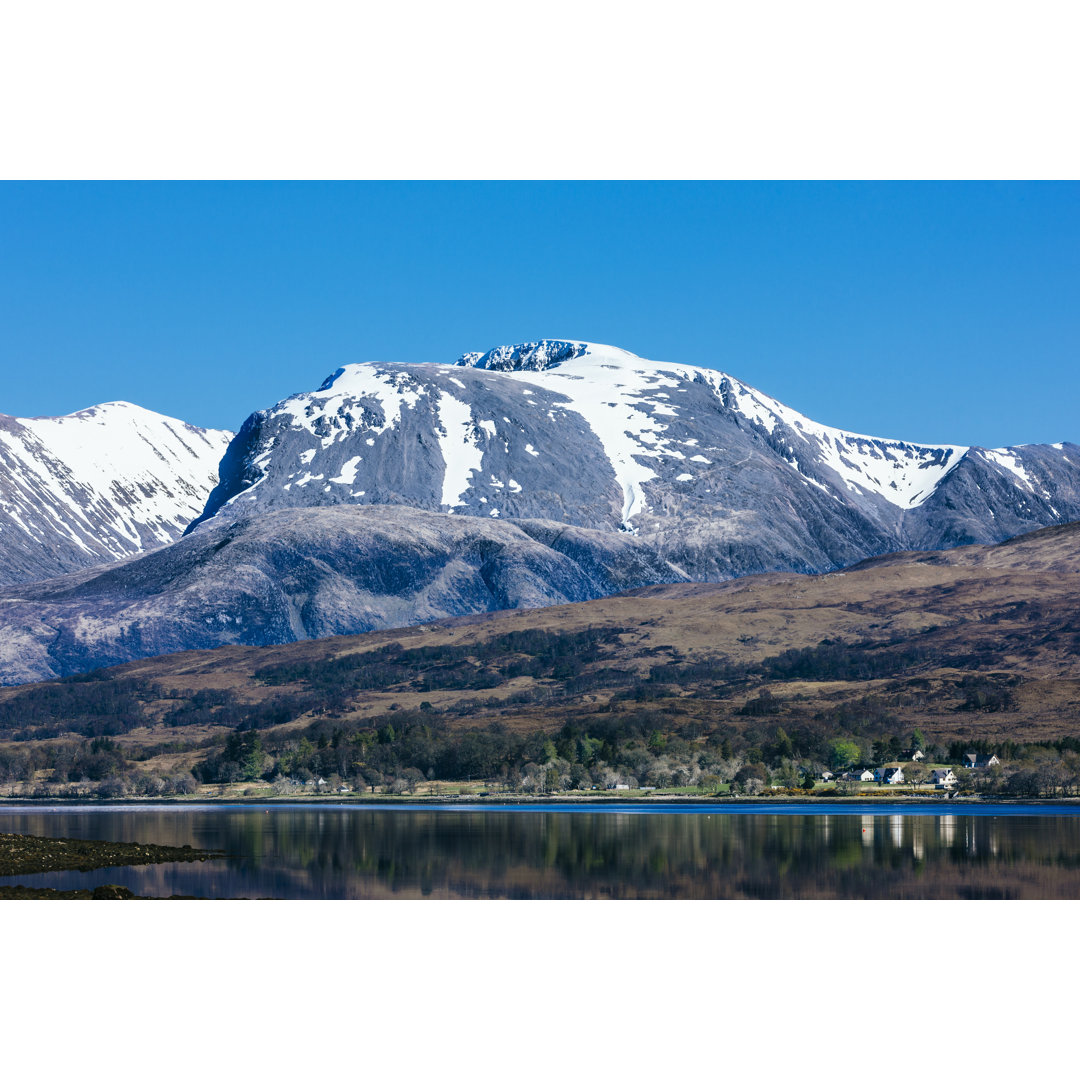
[2,794,1079,809]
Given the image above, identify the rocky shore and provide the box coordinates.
[0,832,224,898]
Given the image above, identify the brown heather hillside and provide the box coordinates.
[2,520,1080,777]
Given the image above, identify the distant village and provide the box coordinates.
[290,749,1003,797]
[822,751,1001,790]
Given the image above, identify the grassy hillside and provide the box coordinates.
[2,521,1080,796]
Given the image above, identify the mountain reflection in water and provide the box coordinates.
[2,805,1080,899]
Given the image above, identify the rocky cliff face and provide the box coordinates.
[0,402,232,584]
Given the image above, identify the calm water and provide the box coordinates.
[3,803,1080,899]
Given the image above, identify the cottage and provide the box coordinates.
[910,749,925,761]
[841,769,875,782]
[963,753,1001,769]
[931,768,957,788]
[878,766,905,784]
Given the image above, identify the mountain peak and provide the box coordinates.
[455,340,639,372]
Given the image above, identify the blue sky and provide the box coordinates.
[1,181,1076,447]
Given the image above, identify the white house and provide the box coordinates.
[878,766,905,784]
[841,768,875,782]
[931,768,957,788]
[963,753,1001,769]
[910,749,925,761]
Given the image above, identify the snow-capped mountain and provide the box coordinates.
[2,339,1078,684]
[189,340,1080,579]
[0,401,233,584]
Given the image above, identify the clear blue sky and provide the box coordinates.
[1,182,1076,447]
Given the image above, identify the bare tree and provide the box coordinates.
[906,763,929,792]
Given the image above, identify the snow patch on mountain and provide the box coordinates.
[305,364,428,442]
[329,456,363,485]
[435,391,485,509]
[979,448,1035,491]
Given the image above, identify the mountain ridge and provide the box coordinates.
[1,339,1077,683]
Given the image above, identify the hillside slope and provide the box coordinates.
[3,520,1078,753]
[0,505,685,684]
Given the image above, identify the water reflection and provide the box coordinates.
[861,815,874,847]
[889,815,904,848]
[2,805,1080,900]
[939,816,956,845]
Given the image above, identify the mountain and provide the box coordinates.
[1,339,1077,684]
[0,401,233,584]
[189,340,1080,579]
